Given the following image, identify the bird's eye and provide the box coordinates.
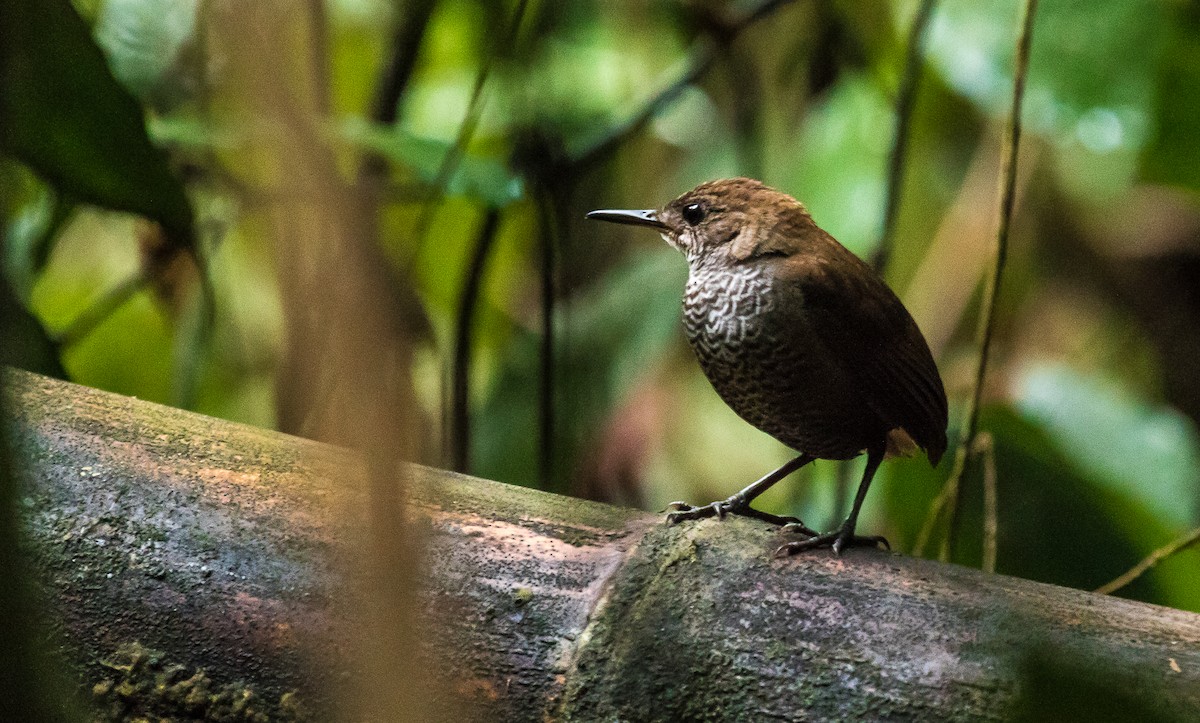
[681,203,706,226]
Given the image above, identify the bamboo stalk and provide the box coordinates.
[7,368,1200,720]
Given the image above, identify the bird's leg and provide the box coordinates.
[666,454,817,533]
[776,443,889,556]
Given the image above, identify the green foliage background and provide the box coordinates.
[3,0,1200,615]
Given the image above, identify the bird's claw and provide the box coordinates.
[774,528,889,557]
[664,500,728,523]
[779,521,821,538]
[664,498,809,528]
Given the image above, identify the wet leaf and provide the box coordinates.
[473,248,685,491]
[1014,363,1200,530]
[0,0,196,247]
[339,117,524,207]
[95,0,199,101]
[0,274,65,379]
[1141,4,1200,190]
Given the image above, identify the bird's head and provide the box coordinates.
[586,177,814,267]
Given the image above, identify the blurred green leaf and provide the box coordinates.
[3,189,75,300]
[0,273,65,379]
[883,404,1167,602]
[784,73,891,257]
[474,247,686,490]
[401,197,488,322]
[147,116,237,151]
[339,117,524,207]
[60,289,175,403]
[1014,363,1200,531]
[564,248,688,398]
[926,0,1167,198]
[95,0,198,100]
[927,0,1165,137]
[0,0,196,246]
[1141,3,1200,190]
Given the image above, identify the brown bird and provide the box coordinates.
[587,178,947,554]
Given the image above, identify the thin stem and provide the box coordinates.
[425,1,527,465]
[1095,527,1200,596]
[979,433,997,574]
[912,467,949,557]
[872,0,938,273]
[570,0,797,172]
[359,0,438,180]
[941,0,1039,562]
[408,0,529,267]
[451,209,502,474]
[536,193,559,489]
[370,0,437,126]
[570,42,717,172]
[55,273,150,350]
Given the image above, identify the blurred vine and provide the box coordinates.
[916,0,1040,562]
[452,207,501,473]
[1097,527,1200,595]
[872,0,937,274]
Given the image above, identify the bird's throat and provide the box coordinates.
[683,262,776,359]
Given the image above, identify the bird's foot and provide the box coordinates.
[664,497,815,532]
[775,523,889,556]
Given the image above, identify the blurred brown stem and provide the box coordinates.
[305,0,331,115]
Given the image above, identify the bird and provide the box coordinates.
[586,178,948,555]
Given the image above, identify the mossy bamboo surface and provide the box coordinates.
[6,369,1199,721]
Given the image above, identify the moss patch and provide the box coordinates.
[90,642,310,722]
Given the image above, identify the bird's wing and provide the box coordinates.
[774,249,949,464]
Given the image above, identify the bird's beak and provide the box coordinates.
[585,208,666,229]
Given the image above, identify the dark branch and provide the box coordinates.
[451,209,502,473]
[10,367,1200,720]
[369,0,437,126]
[536,193,559,489]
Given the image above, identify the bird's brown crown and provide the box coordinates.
[658,178,822,266]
